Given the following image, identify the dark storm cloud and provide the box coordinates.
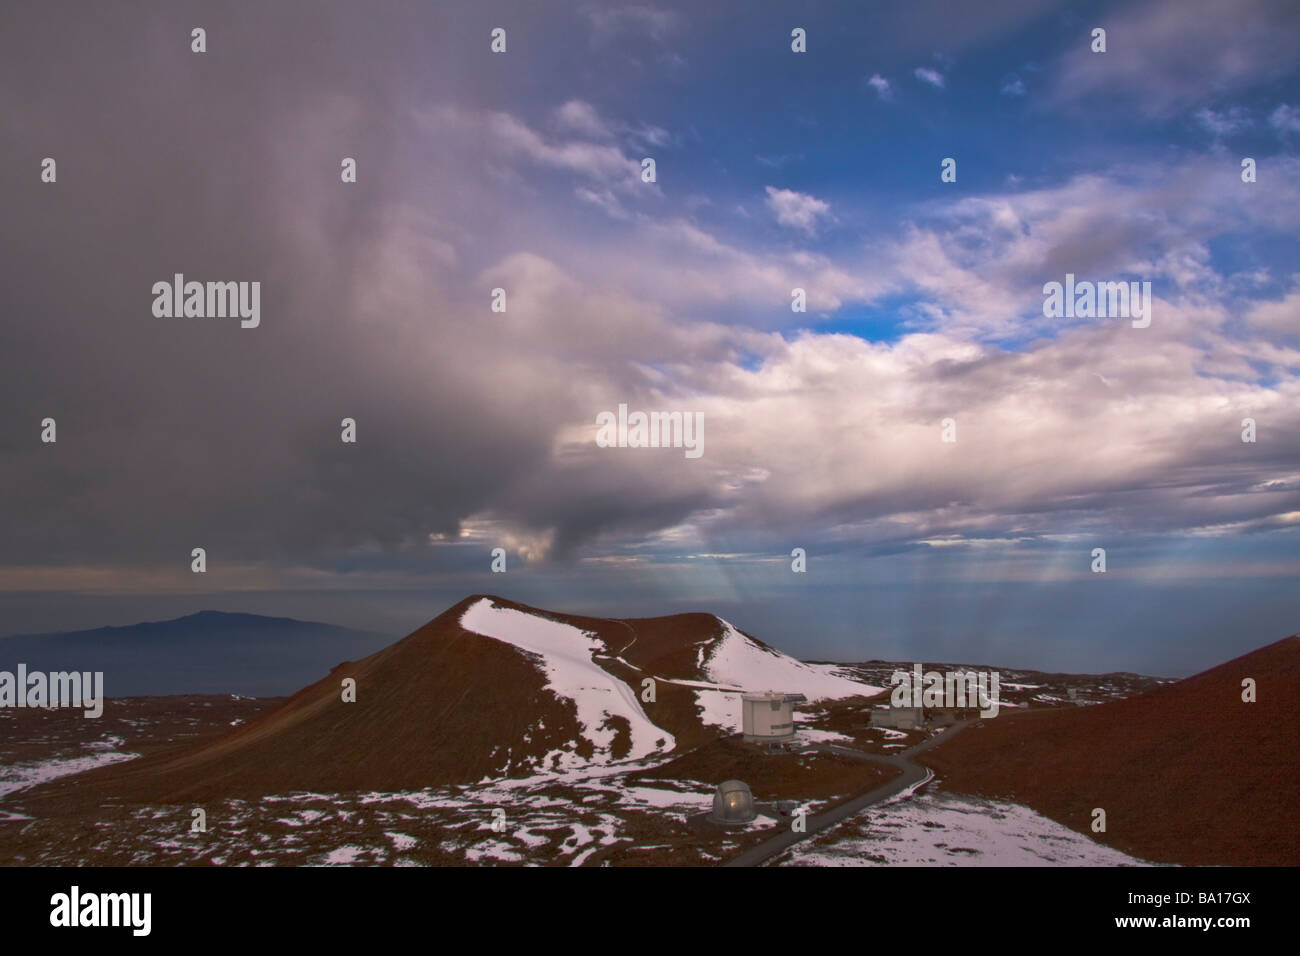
[0,1,639,568]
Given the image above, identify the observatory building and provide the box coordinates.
[741,691,802,744]
[710,779,756,826]
[869,705,925,731]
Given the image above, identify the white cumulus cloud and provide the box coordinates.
[764,186,832,235]
[914,67,945,89]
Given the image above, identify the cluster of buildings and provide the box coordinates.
[739,690,965,742]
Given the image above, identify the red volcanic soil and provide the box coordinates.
[926,635,1300,866]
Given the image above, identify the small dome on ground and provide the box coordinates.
[710,779,756,825]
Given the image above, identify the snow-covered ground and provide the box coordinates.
[460,599,675,766]
[40,765,745,867]
[59,772,1142,868]
[777,791,1151,866]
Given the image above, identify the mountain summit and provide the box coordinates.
[32,595,880,804]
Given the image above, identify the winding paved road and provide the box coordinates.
[722,720,974,867]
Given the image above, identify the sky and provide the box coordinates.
[1,0,1297,677]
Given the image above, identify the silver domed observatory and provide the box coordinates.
[710,779,756,825]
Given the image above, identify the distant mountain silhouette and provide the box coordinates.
[0,611,393,697]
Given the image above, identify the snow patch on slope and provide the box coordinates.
[460,599,675,766]
[693,618,883,730]
[0,748,139,801]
